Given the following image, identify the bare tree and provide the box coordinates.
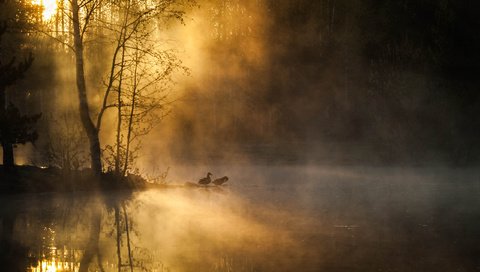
[34,0,194,175]
[44,113,88,171]
[32,2,195,271]
[71,0,103,174]
[96,0,190,176]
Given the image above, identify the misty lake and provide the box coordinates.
[1,165,479,272]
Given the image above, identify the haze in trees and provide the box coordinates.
[1,1,479,272]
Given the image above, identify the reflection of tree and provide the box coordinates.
[0,199,31,271]
[0,192,138,271]
[79,208,102,272]
[112,202,135,272]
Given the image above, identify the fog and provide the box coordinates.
[2,165,479,271]
[1,0,480,271]
[3,0,479,166]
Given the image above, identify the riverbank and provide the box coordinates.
[0,165,151,194]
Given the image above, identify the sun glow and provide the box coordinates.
[31,258,79,272]
[32,0,58,21]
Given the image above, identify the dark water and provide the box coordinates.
[1,165,480,271]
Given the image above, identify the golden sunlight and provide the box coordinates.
[32,259,57,272]
[32,0,58,21]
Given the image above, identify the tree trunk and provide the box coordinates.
[2,143,14,169]
[71,0,102,175]
[122,48,139,177]
[114,1,130,175]
[0,86,14,170]
[114,43,126,175]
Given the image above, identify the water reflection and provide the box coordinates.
[29,233,82,272]
[1,166,480,271]
[0,188,307,271]
[31,257,79,272]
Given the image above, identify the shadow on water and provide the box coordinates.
[1,165,480,271]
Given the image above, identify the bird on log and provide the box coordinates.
[213,176,229,186]
[198,172,213,185]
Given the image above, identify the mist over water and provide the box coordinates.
[1,1,480,271]
[1,165,479,271]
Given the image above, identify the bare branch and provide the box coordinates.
[37,29,75,51]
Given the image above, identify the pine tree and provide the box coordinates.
[0,22,40,171]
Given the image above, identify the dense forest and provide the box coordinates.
[172,0,480,165]
[1,0,480,175]
[1,1,480,272]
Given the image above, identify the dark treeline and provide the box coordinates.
[0,1,44,170]
[173,0,480,165]
[1,0,195,171]
[1,0,480,167]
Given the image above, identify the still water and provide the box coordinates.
[1,165,479,271]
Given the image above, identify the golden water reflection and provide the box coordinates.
[30,258,79,272]
[4,166,479,271]
[12,188,320,272]
[28,245,81,271]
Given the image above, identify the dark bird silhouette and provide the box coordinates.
[212,176,229,186]
[198,172,213,185]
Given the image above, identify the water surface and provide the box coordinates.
[1,165,479,271]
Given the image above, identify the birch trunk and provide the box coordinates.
[71,0,102,175]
